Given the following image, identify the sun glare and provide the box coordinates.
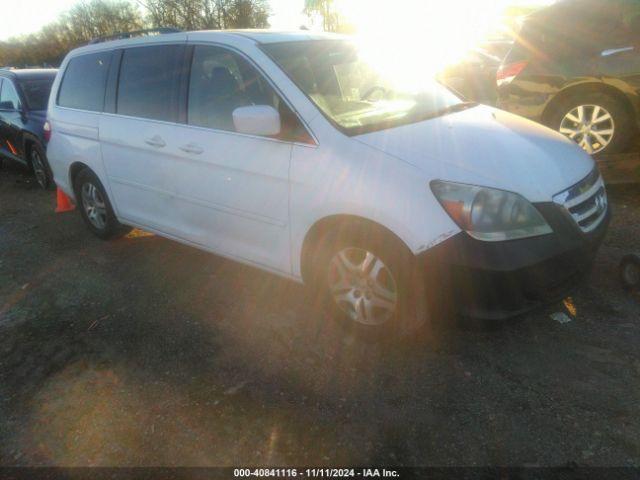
[338,0,511,89]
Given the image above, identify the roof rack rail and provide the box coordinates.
[88,28,182,45]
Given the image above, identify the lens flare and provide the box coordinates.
[334,0,551,87]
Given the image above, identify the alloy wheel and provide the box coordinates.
[30,149,48,188]
[559,104,615,154]
[327,247,398,326]
[81,182,107,230]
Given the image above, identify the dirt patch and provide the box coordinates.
[1,162,640,466]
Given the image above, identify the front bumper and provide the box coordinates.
[419,202,611,320]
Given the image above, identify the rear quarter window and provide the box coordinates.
[58,51,112,112]
[21,78,54,111]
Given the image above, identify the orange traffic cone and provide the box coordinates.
[55,187,76,213]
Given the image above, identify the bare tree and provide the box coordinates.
[0,0,144,67]
[139,0,269,30]
[61,0,144,41]
[226,0,270,28]
[139,0,193,29]
[0,0,269,68]
[304,0,339,31]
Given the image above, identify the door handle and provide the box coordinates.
[144,135,166,148]
[179,143,203,155]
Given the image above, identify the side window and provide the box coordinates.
[188,45,311,142]
[58,52,111,112]
[117,45,185,123]
[20,78,55,111]
[0,79,22,110]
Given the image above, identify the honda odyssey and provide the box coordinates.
[47,30,610,337]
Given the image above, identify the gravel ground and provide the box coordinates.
[1,161,639,467]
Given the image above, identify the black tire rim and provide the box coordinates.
[30,149,48,188]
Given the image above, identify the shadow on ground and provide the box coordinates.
[1,162,640,466]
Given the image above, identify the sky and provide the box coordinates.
[2,0,78,40]
[1,0,553,41]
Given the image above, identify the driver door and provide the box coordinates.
[169,45,311,273]
[0,78,26,164]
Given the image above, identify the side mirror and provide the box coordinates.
[233,105,281,137]
[0,101,16,111]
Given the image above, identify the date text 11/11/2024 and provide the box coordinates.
[233,468,400,477]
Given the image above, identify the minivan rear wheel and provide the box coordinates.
[312,221,431,341]
[74,168,130,240]
[550,91,634,155]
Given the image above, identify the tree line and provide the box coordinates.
[0,0,270,67]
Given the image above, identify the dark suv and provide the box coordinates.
[0,69,57,188]
[497,0,640,155]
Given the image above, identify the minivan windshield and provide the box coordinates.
[262,40,471,135]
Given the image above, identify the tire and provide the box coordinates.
[311,220,432,342]
[73,168,131,240]
[548,91,635,155]
[28,142,54,190]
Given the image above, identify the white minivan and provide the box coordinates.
[47,29,610,336]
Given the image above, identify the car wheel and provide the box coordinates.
[312,221,430,341]
[29,143,53,190]
[550,91,634,155]
[73,168,130,240]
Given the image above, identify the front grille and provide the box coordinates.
[553,168,608,233]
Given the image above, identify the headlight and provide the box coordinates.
[430,180,552,241]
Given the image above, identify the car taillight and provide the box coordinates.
[43,120,51,143]
[496,61,528,87]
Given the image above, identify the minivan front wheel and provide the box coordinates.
[313,221,429,340]
[74,168,130,239]
[327,247,398,326]
[551,91,634,155]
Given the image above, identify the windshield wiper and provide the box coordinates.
[345,101,479,136]
[407,101,478,124]
[433,101,478,117]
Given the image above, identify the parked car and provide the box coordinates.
[0,69,57,188]
[497,0,640,155]
[47,30,610,338]
[438,48,501,105]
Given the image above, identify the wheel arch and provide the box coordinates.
[541,81,635,127]
[69,161,92,195]
[299,214,414,285]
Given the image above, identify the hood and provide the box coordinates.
[354,105,595,202]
